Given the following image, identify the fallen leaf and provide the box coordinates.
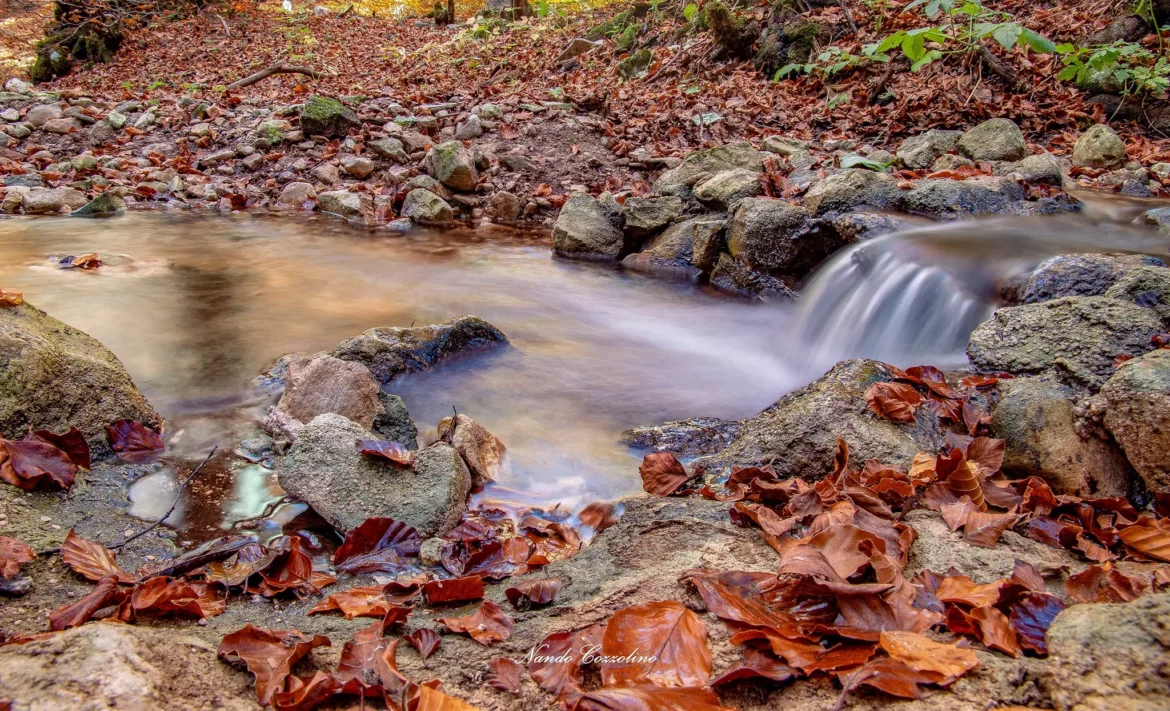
[333,517,422,574]
[968,605,1020,657]
[865,382,923,423]
[415,685,482,710]
[48,575,128,630]
[334,620,408,698]
[1117,520,1170,562]
[639,452,691,496]
[273,671,339,711]
[0,437,78,490]
[945,461,986,511]
[27,428,91,469]
[601,600,711,688]
[1009,592,1065,655]
[837,657,937,700]
[61,529,137,584]
[487,656,524,693]
[0,536,35,580]
[963,512,1018,548]
[423,575,484,605]
[570,685,734,710]
[217,624,331,706]
[356,439,414,465]
[965,437,1005,477]
[440,600,514,645]
[0,288,24,306]
[504,578,563,609]
[710,646,795,685]
[1065,562,1150,603]
[579,501,621,532]
[879,630,980,684]
[130,577,225,618]
[105,420,164,463]
[527,625,603,696]
[307,585,405,619]
[405,627,441,659]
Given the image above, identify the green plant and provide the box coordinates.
[683,2,699,22]
[777,45,879,80]
[840,153,893,171]
[1056,41,1170,96]
[862,0,890,33]
[147,80,166,91]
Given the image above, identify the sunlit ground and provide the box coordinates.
[0,1,51,80]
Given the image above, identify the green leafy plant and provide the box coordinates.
[683,2,698,22]
[1056,41,1170,96]
[777,46,881,80]
[840,153,894,171]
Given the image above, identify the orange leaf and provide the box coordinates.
[865,382,923,423]
[439,600,514,645]
[601,600,711,688]
[879,630,980,684]
[0,536,35,580]
[639,452,691,496]
[217,624,331,706]
[61,529,137,583]
[1117,520,1170,562]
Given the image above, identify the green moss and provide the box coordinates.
[617,24,638,52]
[782,20,822,64]
[302,95,345,122]
[587,8,634,40]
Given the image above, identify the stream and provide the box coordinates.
[1,206,1166,541]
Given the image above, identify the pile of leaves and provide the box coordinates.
[0,419,162,491]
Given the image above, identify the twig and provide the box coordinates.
[976,41,1017,89]
[838,0,859,35]
[212,12,231,37]
[226,64,322,91]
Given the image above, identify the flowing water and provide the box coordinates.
[0,206,1165,540]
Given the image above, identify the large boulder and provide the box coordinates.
[330,315,508,384]
[299,96,360,138]
[0,622,258,711]
[1100,349,1170,493]
[277,413,471,535]
[0,302,160,457]
[803,169,904,215]
[896,129,963,170]
[990,376,1132,496]
[1043,593,1170,711]
[967,297,1165,379]
[957,118,1029,162]
[696,359,947,478]
[552,193,626,259]
[275,354,382,430]
[903,176,1024,218]
[1023,253,1166,303]
[1103,264,1170,322]
[1072,124,1127,169]
[653,142,764,196]
[726,198,829,274]
[423,141,477,192]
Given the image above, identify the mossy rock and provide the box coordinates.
[299,95,360,138]
[618,49,654,80]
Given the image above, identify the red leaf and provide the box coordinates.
[1009,592,1065,655]
[356,439,414,466]
[61,529,137,584]
[571,686,733,710]
[579,501,621,532]
[1117,519,1170,562]
[964,437,1005,477]
[105,420,164,463]
[504,578,563,609]
[273,671,340,711]
[962,511,1018,548]
[334,619,409,698]
[0,536,35,580]
[405,628,441,659]
[48,575,128,630]
[1065,562,1150,603]
[711,646,795,686]
[422,575,484,605]
[439,600,514,645]
[601,600,711,688]
[527,625,603,696]
[333,517,421,574]
[0,438,78,490]
[217,624,331,706]
[879,630,980,683]
[487,656,524,693]
[27,428,91,469]
[639,452,691,496]
[307,584,406,620]
[0,287,24,307]
[130,577,225,618]
[865,382,923,423]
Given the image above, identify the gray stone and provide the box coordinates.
[697,359,946,478]
[620,218,703,282]
[25,104,61,127]
[1101,349,1170,493]
[896,129,963,170]
[424,141,477,191]
[436,413,505,486]
[278,414,471,536]
[277,181,316,208]
[620,195,683,237]
[829,211,913,242]
[22,187,85,214]
[1024,253,1166,303]
[1001,153,1064,185]
[932,154,976,172]
[473,103,503,120]
[241,153,264,171]
[957,118,1029,162]
[373,392,418,449]
[617,49,652,79]
[310,163,339,185]
[4,173,41,188]
[197,149,235,169]
[277,354,383,429]
[105,110,126,129]
[43,117,80,134]
[556,37,599,62]
[317,190,366,220]
[402,175,447,198]
[709,254,796,302]
[903,176,1025,218]
[692,168,762,209]
[3,122,31,140]
[690,217,726,272]
[340,154,375,179]
[968,296,1165,378]
[70,192,124,216]
[1144,207,1170,234]
[454,114,484,140]
[329,315,508,384]
[487,191,521,222]
[369,137,409,163]
[1,301,160,456]
[401,188,453,225]
[399,130,433,153]
[621,417,743,458]
[653,142,764,195]
[990,376,1132,496]
[4,78,33,93]
[726,197,826,274]
[1103,264,1170,321]
[1043,593,1170,711]
[299,95,360,138]
[1072,124,1127,169]
[803,169,904,215]
[761,135,808,157]
[552,193,626,259]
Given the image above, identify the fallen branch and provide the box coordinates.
[976,41,1018,89]
[226,64,322,91]
[212,12,231,37]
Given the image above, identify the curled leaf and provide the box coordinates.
[865,382,923,423]
[217,624,331,706]
[27,428,91,470]
[439,600,515,645]
[0,536,35,580]
[406,627,441,659]
[0,437,78,490]
[356,439,414,465]
[487,656,524,693]
[423,575,484,605]
[504,578,563,609]
[105,420,164,463]
[61,529,137,584]
[639,452,691,496]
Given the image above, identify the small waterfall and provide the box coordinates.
[786,214,1170,380]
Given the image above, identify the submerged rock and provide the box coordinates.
[990,376,1132,496]
[330,315,508,384]
[621,416,743,457]
[1023,253,1166,303]
[275,354,383,430]
[1101,349,1170,493]
[697,359,946,478]
[0,301,160,456]
[967,297,1164,379]
[278,413,471,535]
[1043,593,1170,711]
[552,193,626,259]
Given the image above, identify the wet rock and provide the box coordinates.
[905,509,1081,584]
[317,190,366,220]
[620,195,683,237]
[437,413,506,486]
[1146,207,1170,234]
[552,193,626,259]
[1023,253,1166,303]
[709,254,796,301]
[896,129,963,170]
[25,104,61,127]
[932,153,976,172]
[22,187,86,214]
[401,188,453,225]
[957,118,1029,162]
[424,141,478,192]
[70,192,124,217]
[1103,264,1170,321]
[487,191,521,222]
[373,392,418,449]
[903,176,1025,218]
[621,417,743,457]
[369,137,409,163]
[689,216,726,272]
[1001,153,1064,185]
[0,621,258,711]
[278,413,471,535]
[0,301,160,457]
[1043,593,1170,711]
[803,169,904,215]
[1072,124,1127,169]
[330,315,508,384]
[653,142,764,196]
[967,297,1164,379]
[990,376,1132,496]
[1101,349,1170,493]
[340,154,375,179]
[692,168,762,209]
[726,197,827,273]
[620,217,704,281]
[276,354,383,430]
[828,211,914,242]
[697,359,946,478]
[276,181,316,208]
[299,95,360,138]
